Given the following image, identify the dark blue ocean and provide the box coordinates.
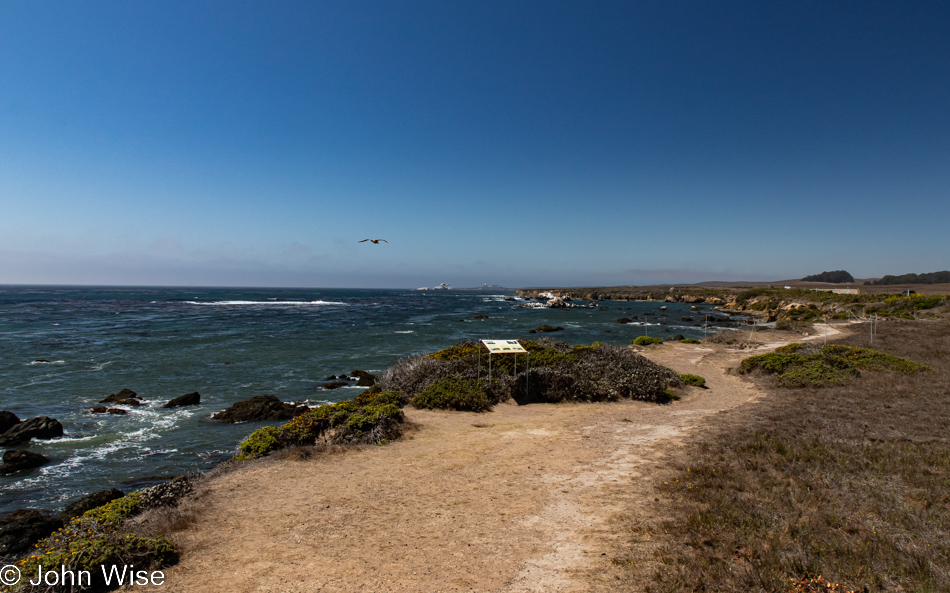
[0,286,717,515]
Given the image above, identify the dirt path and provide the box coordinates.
[145,330,836,593]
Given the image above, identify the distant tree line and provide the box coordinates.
[801,270,854,283]
[865,271,950,285]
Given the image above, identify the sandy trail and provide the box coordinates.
[145,331,824,593]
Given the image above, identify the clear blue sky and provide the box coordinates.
[1,1,948,288]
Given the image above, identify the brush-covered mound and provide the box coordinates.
[739,343,931,388]
[379,338,681,406]
[237,389,404,460]
[8,478,193,592]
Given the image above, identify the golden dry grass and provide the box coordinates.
[620,319,950,592]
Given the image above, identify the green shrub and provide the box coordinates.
[680,338,701,344]
[740,344,930,388]
[383,339,681,405]
[237,390,405,460]
[13,491,178,592]
[679,374,707,388]
[411,376,493,412]
[632,336,663,346]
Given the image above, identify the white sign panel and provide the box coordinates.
[480,339,526,353]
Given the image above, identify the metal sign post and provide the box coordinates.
[480,339,529,394]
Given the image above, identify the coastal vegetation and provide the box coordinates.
[631,336,663,346]
[6,479,194,593]
[237,389,404,460]
[865,270,950,285]
[381,338,681,406]
[678,373,706,388]
[739,343,930,388]
[801,270,854,283]
[627,319,950,592]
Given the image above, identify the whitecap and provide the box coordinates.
[393,330,414,334]
[28,360,65,365]
[185,300,345,306]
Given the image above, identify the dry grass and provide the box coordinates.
[619,319,950,592]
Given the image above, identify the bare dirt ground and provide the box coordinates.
[143,326,846,593]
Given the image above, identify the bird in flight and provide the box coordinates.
[359,239,388,244]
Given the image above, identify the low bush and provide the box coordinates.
[740,344,930,388]
[411,376,493,412]
[680,338,701,344]
[12,492,178,592]
[237,389,405,460]
[380,339,680,406]
[631,336,663,346]
[679,374,706,388]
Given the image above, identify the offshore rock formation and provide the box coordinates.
[0,449,50,475]
[212,395,309,423]
[0,416,64,447]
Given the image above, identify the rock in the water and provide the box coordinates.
[473,314,489,319]
[0,411,20,435]
[0,510,63,556]
[107,408,126,415]
[616,318,632,324]
[352,370,378,387]
[0,450,51,475]
[90,406,108,413]
[100,388,144,406]
[0,416,64,447]
[534,325,565,332]
[60,488,125,522]
[211,395,308,423]
[163,391,201,408]
[323,381,347,390]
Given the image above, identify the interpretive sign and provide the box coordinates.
[480,339,526,353]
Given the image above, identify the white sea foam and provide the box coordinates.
[28,360,65,365]
[185,300,345,306]
[393,330,414,334]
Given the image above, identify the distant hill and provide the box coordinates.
[801,270,854,283]
[865,271,950,285]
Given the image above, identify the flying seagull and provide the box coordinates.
[359,239,388,244]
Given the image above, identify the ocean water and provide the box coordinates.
[0,285,724,515]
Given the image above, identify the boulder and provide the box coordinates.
[0,449,50,475]
[107,408,126,415]
[534,325,565,333]
[211,395,309,423]
[100,388,144,406]
[60,488,125,522]
[0,510,63,556]
[0,416,64,447]
[473,314,489,319]
[90,406,108,413]
[0,411,20,435]
[352,370,378,387]
[323,381,347,390]
[616,318,632,324]
[163,392,201,408]
[546,296,567,308]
